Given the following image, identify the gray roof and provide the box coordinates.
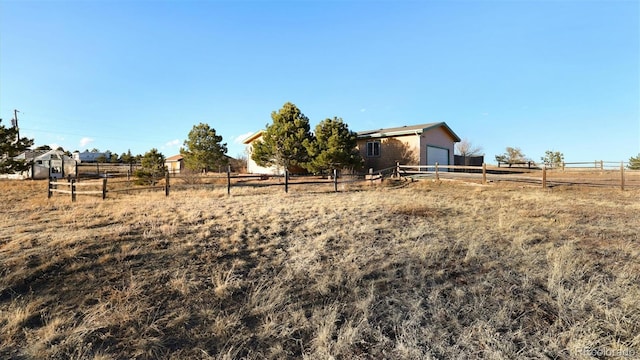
[356,122,461,142]
[14,150,48,160]
[35,149,70,161]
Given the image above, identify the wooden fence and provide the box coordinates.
[47,167,370,201]
[75,162,141,179]
[395,161,637,190]
[48,178,108,202]
[46,162,639,201]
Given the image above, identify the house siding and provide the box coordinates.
[246,157,282,175]
[245,122,459,173]
[357,134,421,171]
[8,150,77,179]
[420,126,456,166]
[166,161,183,174]
[245,147,282,175]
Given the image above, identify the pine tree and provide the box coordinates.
[181,123,228,173]
[0,119,34,174]
[251,102,314,172]
[305,117,362,173]
[135,148,165,185]
[628,154,640,170]
[120,150,135,165]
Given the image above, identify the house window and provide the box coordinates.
[366,141,381,157]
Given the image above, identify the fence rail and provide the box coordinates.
[561,161,629,170]
[48,178,108,201]
[395,161,637,190]
[46,161,639,201]
[47,167,367,201]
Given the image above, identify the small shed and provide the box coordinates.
[8,149,76,179]
[165,154,185,174]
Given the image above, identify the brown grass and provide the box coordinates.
[1,179,639,359]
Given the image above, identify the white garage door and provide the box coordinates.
[426,146,449,171]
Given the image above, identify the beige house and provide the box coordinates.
[243,122,460,174]
[242,131,290,175]
[165,154,184,174]
[356,122,460,171]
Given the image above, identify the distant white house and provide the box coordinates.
[73,150,111,163]
[1,149,77,180]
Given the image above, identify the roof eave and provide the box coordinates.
[426,122,461,142]
[358,122,461,142]
[243,131,264,144]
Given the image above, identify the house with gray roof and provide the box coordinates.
[242,122,461,174]
[356,122,461,171]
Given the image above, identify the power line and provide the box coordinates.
[19,127,180,145]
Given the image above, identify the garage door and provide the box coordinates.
[426,146,449,171]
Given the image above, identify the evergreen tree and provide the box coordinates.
[306,117,362,173]
[628,154,640,170]
[181,123,228,173]
[120,150,135,165]
[251,102,314,172]
[0,119,34,174]
[135,148,165,185]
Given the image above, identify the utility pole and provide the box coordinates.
[11,109,20,140]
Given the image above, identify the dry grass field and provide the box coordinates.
[1,179,638,359]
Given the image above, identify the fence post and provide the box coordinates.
[284,170,289,193]
[395,162,400,179]
[165,172,170,197]
[542,166,547,189]
[482,162,487,185]
[48,178,53,198]
[71,179,76,202]
[102,178,107,200]
[227,165,231,195]
[333,169,338,192]
[621,161,625,191]
[600,160,604,170]
[435,162,439,181]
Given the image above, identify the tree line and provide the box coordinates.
[3,110,640,177]
[134,102,363,184]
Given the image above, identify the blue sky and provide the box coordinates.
[1,0,638,163]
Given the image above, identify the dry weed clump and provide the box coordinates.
[0,179,638,359]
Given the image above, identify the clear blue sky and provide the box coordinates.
[1,0,638,163]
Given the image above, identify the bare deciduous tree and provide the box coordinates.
[455,139,483,157]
